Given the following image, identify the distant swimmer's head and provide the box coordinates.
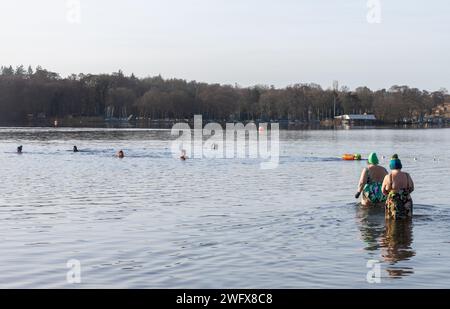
[390,157,403,170]
[73,146,79,152]
[354,153,362,161]
[368,152,379,165]
[117,150,125,158]
[17,146,23,153]
[391,154,399,160]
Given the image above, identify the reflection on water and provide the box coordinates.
[381,219,415,263]
[381,219,415,278]
[356,206,386,252]
[356,205,416,279]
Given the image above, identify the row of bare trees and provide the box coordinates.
[0,65,447,123]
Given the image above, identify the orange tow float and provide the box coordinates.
[342,154,362,161]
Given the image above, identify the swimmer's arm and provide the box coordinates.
[407,173,414,193]
[382,175,390,196]
[357,169,368,193]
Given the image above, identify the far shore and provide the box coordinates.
[0,117,448,130]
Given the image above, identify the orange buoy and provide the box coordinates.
[342,154,355,161]
[342,153,362,161]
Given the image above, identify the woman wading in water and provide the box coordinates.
[356,153,388,207]
[382,155,415,220]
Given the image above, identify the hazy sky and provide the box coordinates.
[1,0,449,90]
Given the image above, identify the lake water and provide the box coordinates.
[0,127,449,288]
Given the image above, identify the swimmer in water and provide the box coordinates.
[355,152,388,207]
[180,149,187,161]
[116,150,125,158]
[17,145,23,154]
[73,146,79,153]
[382,155,415,220]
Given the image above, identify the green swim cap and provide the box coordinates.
[368,153,379,165]
[354,154,362,160]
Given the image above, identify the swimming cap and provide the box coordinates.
[368,153,379,165]
[390,158,402,170]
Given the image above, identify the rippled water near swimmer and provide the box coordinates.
[0,127,449,288]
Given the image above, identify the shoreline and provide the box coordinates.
[0,121,450,131]
[0,119,448,130]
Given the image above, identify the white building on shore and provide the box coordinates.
[334,114,377,125]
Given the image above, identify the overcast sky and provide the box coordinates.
[1,0,449,90]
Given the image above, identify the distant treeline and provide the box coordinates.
[0,65,447,123]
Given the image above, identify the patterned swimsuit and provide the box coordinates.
[362,168,386,205]
[385,174,413,220]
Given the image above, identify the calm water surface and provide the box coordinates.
[0,127,449,288]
